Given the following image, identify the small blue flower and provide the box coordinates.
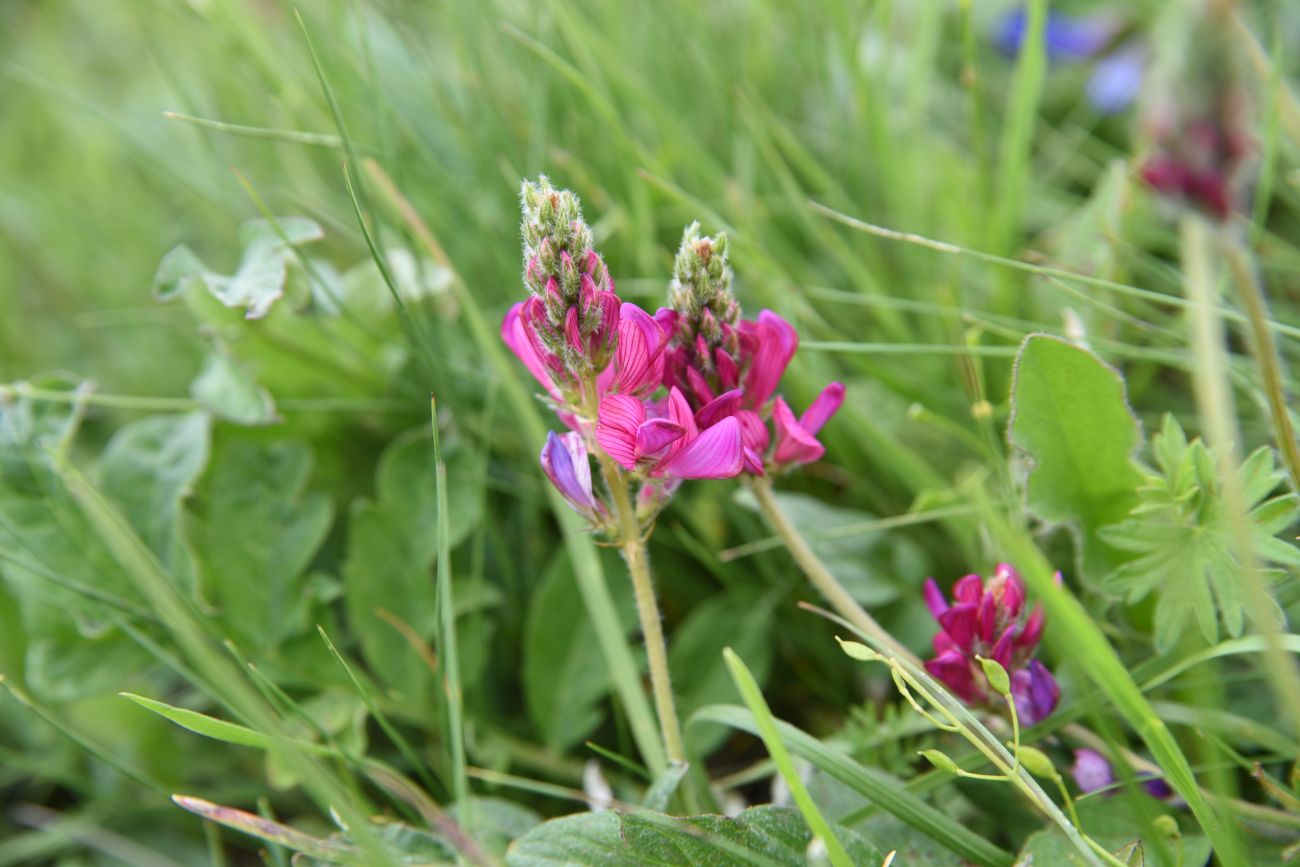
[993,8,1117,61]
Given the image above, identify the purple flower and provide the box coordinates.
[1071,749,1116,795]
[923,563,1060,725]
[1070,749,1177,801]
[540,431,604,521]
[993,9,1118,61]
[1086,42,1145,115]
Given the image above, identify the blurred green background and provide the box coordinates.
[2,0,1298,863]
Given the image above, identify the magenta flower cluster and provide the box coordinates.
[923,563,1060,726]
[501,181,844,525]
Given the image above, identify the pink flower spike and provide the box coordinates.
[772,397,825,465]
[595,394,646,470]
[656,415,744,479]
[800,382,845,435]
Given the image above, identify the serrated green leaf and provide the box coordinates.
[190,440,333,651]
[1101,416,1299,651]
[1010,335,1144,579]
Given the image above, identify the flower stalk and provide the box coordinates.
[748,474,919,668]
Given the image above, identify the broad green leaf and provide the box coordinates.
[151,245,213,303]
[1010,335,1144,579]
[524,549,636,752]
[190,440,332,651]
[451,797,542,857]
[506,805,883,867]
[189,343,278,426]
[98,412,210,594]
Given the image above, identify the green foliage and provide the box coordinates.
[506,805,883,867]
[153,218,325,319]
[1103,415,1300,652]
[523,549,636,752]
[342,429,480,699]
[1010,335,1145,579]
[190,439,333,652]
[1016,799,1209,867]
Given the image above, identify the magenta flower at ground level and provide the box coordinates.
[923,563,1060,725]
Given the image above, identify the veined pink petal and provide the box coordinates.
[612,303,666,396]
[741,311,799,408]
[1015,603,1045,651]
[502,303,557,395]
[657,416,743,479]
[636,418,684,457]
[742,447,766,476]
[696,388,742,429]
[736,409,770,455]
[685,365,716,406]
[653,307,679,340]
[772,397,825,465]
[596,394,646,470]
[715,349,739,389]
[800,382,845,435]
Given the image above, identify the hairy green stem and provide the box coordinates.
[748,475,921,669]
[1224,240,1300,494]
[600,456,687,768]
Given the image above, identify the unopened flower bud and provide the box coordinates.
[919,750,961,774]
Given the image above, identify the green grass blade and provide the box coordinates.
[431,396,469,818]
[119,693,335,757]
[724,648,865,867]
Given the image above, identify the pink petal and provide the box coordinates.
[657,416,743,479]
[741,311,799,408]
[502,302,557,395]
[938,603,978,653]
[742,447,766,476]
[925,651,984,704]
[696,388,742,429]
[565,306,582,351]
[636,418,684,457]
[1016,603,1045,651]
[799,382,845,435]
[715,349,739,389]
[685,365,716,406]
[595,394,646,470]
[990,625,1016,668]
[653,307,679,340]
[923,578,949,619]
[994,563,1025,619]
[772,397,825,465]
[977,593,997,643]
[737,409,770,455]
[613,303,666,396]
[952,574,985,605]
